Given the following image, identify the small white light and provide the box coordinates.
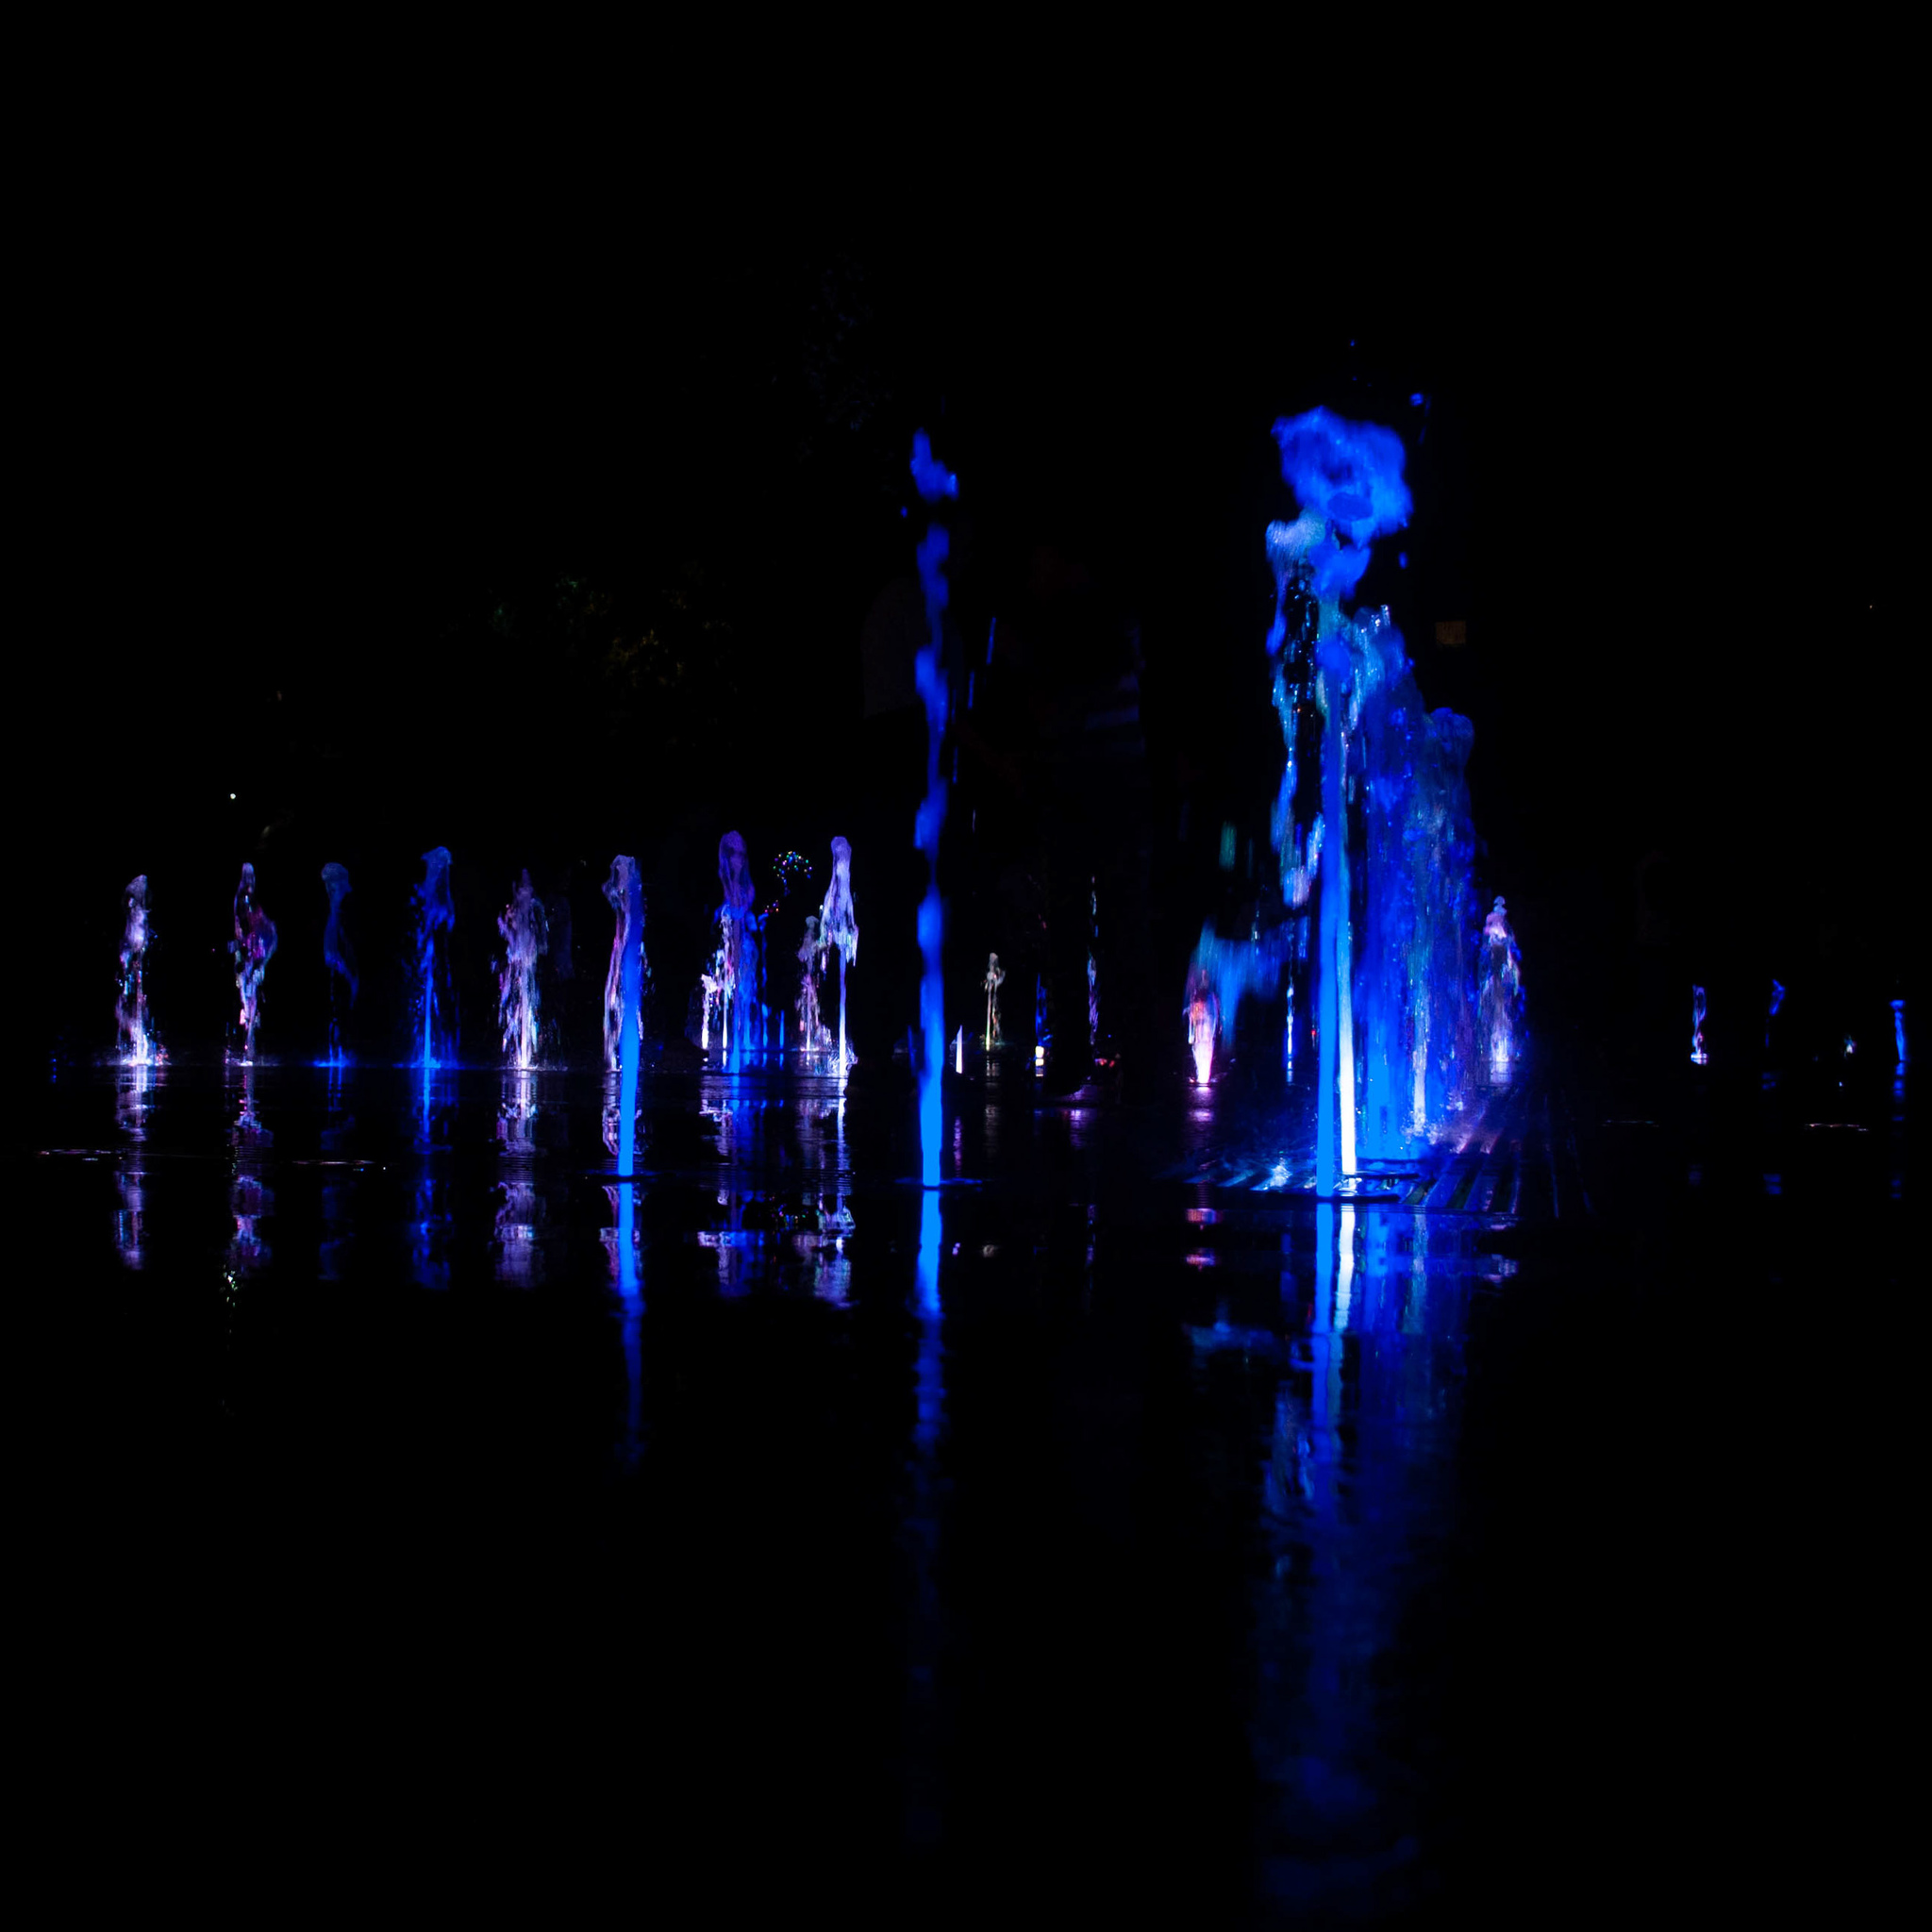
[228,792,236,800]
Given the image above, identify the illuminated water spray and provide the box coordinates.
[228,862,277,1060]
[717,831,757,1073]
[912,430,958,1185]
[1690,985,1708,1066]
[115,874,154,1063]
[1892,998,1907,1070]
[1477,897,1524,1080]
[320,863,357,1064]
[413,847,456,1066]
[818,835,858,1074]
[495,870,548,1070]
[1185,964,1218,1088]
[984,953,1005,1051]
[699,949,724,1055]
[602,856,641,1070]
[612,855,642,1177]
[797,914,833,1055]
[1193,410,1475,1179]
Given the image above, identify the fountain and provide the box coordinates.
[1690,985,1708,1066]
[1088,883,1100,1051]
[1477,897,1524,1082]
[115,874,154,1063]
[912,430,957,1185]
[321,862,357,1064]
[1186,920,1292,1086]
[818,835,858,1075]
[613,855,642,1177]
[227,862,277,1060]
[602,856,645,1071]
[1892,998,1907,1070]
[1180,411,1477,1177]
[797,913,832,1057]
[699,949,724,1056]
[717,831,758,1073]
[496,869,549,1071]
[984,952,1006,1052]
[1185,964,1218,1087]
[412,847,457,1066]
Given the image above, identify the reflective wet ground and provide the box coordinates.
[26,1053,1915,1921]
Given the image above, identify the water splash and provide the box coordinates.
[912,431,957,1185]
[984,952,1006,1050]
[320,862,357,1065]
[718,830,758,1073]
[818,835,858,1074]
[115,874,155,1063]
[227,862,277,1060]
[496,869,549,1071]
[1690,984,1708,1066]
[412,847,456,1066]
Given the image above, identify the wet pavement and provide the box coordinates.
[25,1050,1915,1921]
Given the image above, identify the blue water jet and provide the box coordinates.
[912,429,957,1186]
[614,855,641,1177]
[412,847,456,1067]
[320,863,357,1066]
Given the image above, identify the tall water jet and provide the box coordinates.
[602,856,646,1071]
[496,869,549,1071]
[984,952,1005,1051]
[912,429,958,1186]
[228,862,277,1060]
[115,874,154,1063]
[1892,998,1907,1070]
[320,862,358,1064]
[717,831,757,1073]
[818,834,858,1074]
[412,847,456,1066]
[1690,984,1708,1066]
[1274,412,1412,1187]
[613,855,642,1177]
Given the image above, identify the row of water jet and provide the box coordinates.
[693,832,858,1074]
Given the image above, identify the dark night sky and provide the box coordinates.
[25,154,1915,1059]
